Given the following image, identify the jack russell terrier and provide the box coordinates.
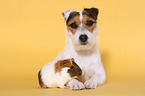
[39,8,106,90]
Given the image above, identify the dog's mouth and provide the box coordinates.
[80,42,88,45]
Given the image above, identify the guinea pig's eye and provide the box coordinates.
[86,20,95,27]
[69,22,78,29]
[70,66,75,69]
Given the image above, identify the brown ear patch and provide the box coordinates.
[83,8,99,20]
[82,8,99,32]
[71,58,74,61]
[66,12,81,35]
[66,12,80,24]
[82,15,97,33]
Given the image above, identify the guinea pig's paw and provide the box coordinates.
[84,78,97,89]
[67,79,85,90]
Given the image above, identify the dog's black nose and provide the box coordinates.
[79,35,88,42]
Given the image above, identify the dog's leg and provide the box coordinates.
[84,74,106,89]
[66,79,85,90]
[84,63,106,89]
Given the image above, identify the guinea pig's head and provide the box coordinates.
[55,58,82,78]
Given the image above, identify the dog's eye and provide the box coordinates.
[86,20,95,27]
[69,23,78,29]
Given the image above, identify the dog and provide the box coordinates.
[41,8,106,90]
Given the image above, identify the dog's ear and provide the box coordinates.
[62,10,76,22]
[83,8,99,20]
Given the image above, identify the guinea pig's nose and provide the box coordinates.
[79,34,88,42]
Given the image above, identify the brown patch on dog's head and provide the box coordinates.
[82,8,99,33]
[83,8,99,20]
[55,58,82,77]
[63,8,99,34]
[66,12,80,24]
[66,12,81,34]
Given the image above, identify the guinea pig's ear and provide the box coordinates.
[62,10,76,22]
[71,58,75,61]
[60,60,68,66]
[83,8,99,20]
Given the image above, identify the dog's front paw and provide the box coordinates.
[84,78,97,89]
[67,79,85,90]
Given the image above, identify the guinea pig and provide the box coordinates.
[38,58,82,89]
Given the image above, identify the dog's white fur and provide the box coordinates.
[42,9,106,90]
[54,10,106,89]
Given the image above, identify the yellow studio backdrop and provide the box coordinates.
[0,0,145,96]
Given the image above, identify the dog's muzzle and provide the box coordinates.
[79,34,88,45]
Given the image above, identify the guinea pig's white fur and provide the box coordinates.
[38,58,81,88]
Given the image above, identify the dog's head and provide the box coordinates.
[62,8,99,51]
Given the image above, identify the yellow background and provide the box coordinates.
[0,0,145,96]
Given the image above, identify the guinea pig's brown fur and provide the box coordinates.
[38,71,48,88]
[38,58,82,88]
[55,58,82,77]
